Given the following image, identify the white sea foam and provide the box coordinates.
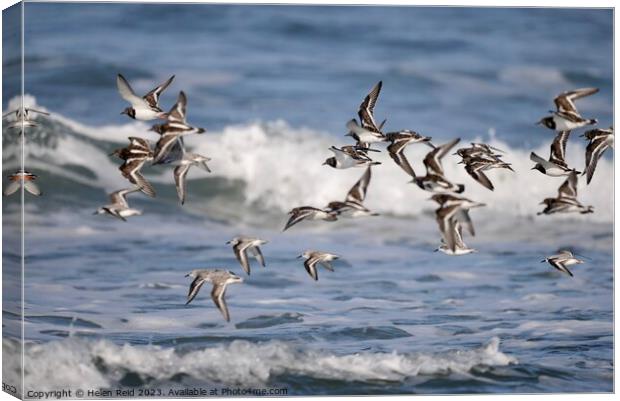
[3,95,613,222]
[4,337,516,391]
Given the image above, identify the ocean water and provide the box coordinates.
[2,3,614,396]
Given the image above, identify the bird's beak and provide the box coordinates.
[531,167,537,170]
[296,255,303,259]
[184,273,190,277]
[120,110,126,115]
[225,240,231,244]
[344,132,353,137]
[322,161,327,165]
[92,211,98,215]
[540,259,546,263]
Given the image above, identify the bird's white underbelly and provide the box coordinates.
[134,108,161,121]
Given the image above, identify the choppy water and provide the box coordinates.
[2,3,614,396]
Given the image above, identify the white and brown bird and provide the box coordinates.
[94,188,143,221]
[435,220,477,256]
[541,250,585,277]
[283,206,337,231]
[184,269,243,322]
[117,73,174,121]
[385,130,433,178]
[111,137,156,197]
[413,138,464,193]
[432,193,485,252]
[538,171,593,215]
[462,156,513,191]
[152,91,206,164]
[323,145,381,169]
[298,250,339,281]
[325,166,378,218]
[582,127,613,184]
[530,131,578,177]
[538,88,599,131]
[226,237,268,275]
[345,81,387,149]
[3,170,41,196]
[455,143,505,164]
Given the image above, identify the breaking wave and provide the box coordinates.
[2,95,613,222]
[3,337,516,392]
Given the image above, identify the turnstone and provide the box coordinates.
[530,131,578,177]
[117,73,175,121]
[110,137,156,197]
[345,81,387,148]
[537,171,593,215]
[463,157,513,191]
[323,145,381,169]
[435,220,477,256]
[582,127,613,184]
[385,130,433,178]
[413,138,464,193]
[151,91,206,164]
[538,88,599,131]
[325,166,378,218]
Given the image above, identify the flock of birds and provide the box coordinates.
[1,77,613,322]
[2,107,50,196]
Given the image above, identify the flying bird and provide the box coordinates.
[537,171,593,215]
[151,91,206,164]
[323,145,381,169]
[298,250,339,281]
[172,152,212,205]
[283,206,337,231]
[3,107,49,129]
[538,88,599,131]
[413,138,464,193]
[582,127,613,184]
[111,137,156,197]
[94,188,143,221]
[345,81,387,148]
[3,170,41,196]
[431,193,485,251]
[435,220,477,256]
[184,269,243,322]
[385,130,433,178]
[541,250,585,277]
[530,131,578,177]
[226,237,268,275]
[117,73,175,120]
[325,166,378,217]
